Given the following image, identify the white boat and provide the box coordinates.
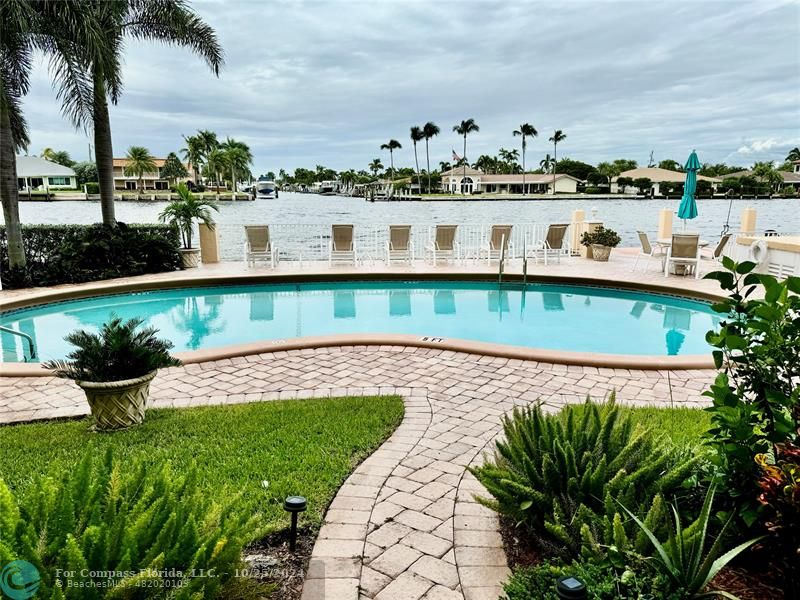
[255,181,278,199]
[319,180,337,195]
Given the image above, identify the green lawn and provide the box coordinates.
[572,403,711,449]
[0,395,404,536]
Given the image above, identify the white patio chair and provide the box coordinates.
[632,230,668,272]
[425,225,460,265]
[386,225,414,264]
[480,225,513,265]
[701,233,732,264]
[528,223,569,265]
[664,233,701,279]
[329,224,357,265]
[243,225,278,268]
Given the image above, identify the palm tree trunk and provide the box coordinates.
[522,138,526,196]
[93,72,116,224]
[462,134,467,195]
[552,142,557,195]
[413,143,421,196]
[0,101,26,269]
[425,138,431,194]
[390,151,394,182]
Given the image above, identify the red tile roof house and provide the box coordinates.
[112,157,191,191]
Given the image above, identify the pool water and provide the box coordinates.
[0,281,719,363]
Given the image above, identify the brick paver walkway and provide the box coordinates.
[0,346,715,599]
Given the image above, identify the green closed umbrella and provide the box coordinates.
[677,150,700,229]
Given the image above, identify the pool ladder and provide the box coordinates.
[498,238,528,286]
[0,325,37,361]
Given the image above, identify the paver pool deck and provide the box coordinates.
[0,253,722,599]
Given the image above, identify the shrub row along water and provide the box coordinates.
[0,223,182,289]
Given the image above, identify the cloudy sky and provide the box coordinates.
[21,0,800,176]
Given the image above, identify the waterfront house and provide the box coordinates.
[611,167,721,195]
[16,155,77,192]
[723,166,800,192]
[439,167,581,194]
[113,157,191,191]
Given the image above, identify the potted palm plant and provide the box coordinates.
[580,226,621,262]
[43,317,181,431]
[159,182,218,268]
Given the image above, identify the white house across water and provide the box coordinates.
[440,167,582,194]
[16,156,77,192]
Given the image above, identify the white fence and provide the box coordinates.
[213,222,573,263]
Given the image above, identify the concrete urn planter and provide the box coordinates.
[77,371,157,431]
[591,244,612,262]
[180,248,201,268]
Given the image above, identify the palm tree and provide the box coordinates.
[513,123,538,195]
[369,159,383,179]
[453,119,479,194]
[422,122,440,194]
[1,1,96,271]
[410,126,424,194]
[596,161,620,191]
[439,161,452,173]
[220,137,252,192]
[0,0,37,269]
[380,139,402,182]
[539,154,554,174]
[123,146,156,195]
[786,147,800,162]
[158,182,218,250]
[49,2,223,225]
[548,129,567,194]
[196,129,219,162]
[205,148,227,193]
[181,134,204,185]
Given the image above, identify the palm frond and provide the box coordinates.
[124,0,224,75]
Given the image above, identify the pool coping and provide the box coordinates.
[0,271,721,376]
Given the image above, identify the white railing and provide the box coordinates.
[214,222,571,263]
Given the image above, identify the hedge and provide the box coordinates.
[0,222,182,289]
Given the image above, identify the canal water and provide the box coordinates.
[18,193,798,255]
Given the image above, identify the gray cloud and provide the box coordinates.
[21,0,800,175]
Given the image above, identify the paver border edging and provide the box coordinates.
[2,335,714,378]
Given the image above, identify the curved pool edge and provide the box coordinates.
[0,270,722,376]
[1,332,715,377]
[0,270,726,312]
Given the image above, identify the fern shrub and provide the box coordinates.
[0,449,253,599]
[470,397,701,558]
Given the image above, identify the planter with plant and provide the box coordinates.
[580,226,621,262]
[159,182,218,268]
[43,316,181,431]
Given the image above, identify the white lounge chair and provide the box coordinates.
[426,225,460,265]
[664,233,701,279]
[632,230,668,272]
[480,225,513,265]
[329,224,357,265]
[244,225,278,268]
[528,223,569,265]
[386,225,414,264]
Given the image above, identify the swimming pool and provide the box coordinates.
[0,281,720,364]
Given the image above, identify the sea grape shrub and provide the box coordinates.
[0,222,182,289]
[470,397,700,559]
[702,259,800,524]
[0,449,253,599]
